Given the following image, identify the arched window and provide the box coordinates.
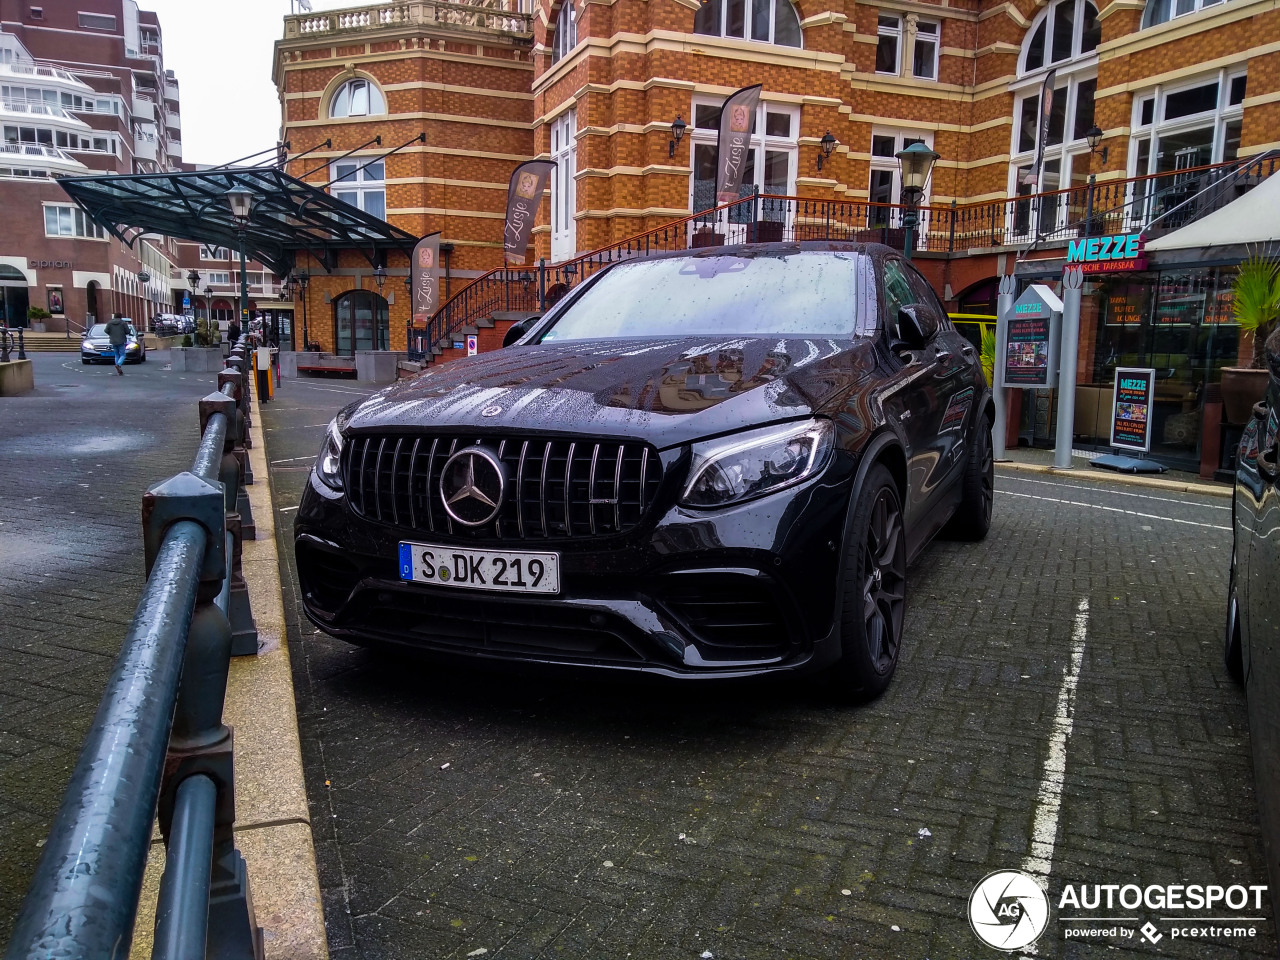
[694,0,802,47]
[1142,0,1229,27]
[551,2,577,63]
[329,78,386,119]
[1020,0,1099,74]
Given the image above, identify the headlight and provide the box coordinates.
[681,419,834,509]
[81,341,92,351]
[126,342,140,351]
[315,419,345,491]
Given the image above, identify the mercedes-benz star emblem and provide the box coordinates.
[481,404,503,417]
[439,447,505,526]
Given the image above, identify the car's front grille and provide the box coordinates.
[342,433,663,541]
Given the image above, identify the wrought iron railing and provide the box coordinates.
[4,341,264,960]
[406,154,1280,364]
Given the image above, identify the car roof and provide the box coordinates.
[592,239,895,266]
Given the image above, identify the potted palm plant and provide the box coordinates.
[1221,251,1280,424]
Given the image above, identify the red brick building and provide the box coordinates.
[0,1,191,331]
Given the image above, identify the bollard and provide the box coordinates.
[1,328,10,364]
[17,327,26,361]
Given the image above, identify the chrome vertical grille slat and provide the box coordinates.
[344,432,662,542]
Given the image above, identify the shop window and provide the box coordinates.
[328,78,385,119]
[689,99,798,215]
[876,15,900,74]
[1142,0,1230,28]
[331,159,386,219]
[694,0,801,47]
[913,21,939,80]
[551,2,577,62]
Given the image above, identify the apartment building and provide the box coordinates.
[0,0,185,331]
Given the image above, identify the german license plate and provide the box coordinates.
[398,541,560,595]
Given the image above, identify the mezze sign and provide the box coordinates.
[1066,233,1147,274]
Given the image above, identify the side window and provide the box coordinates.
[881,259,914,333]
[904,265,949,329]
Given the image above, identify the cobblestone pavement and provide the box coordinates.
[265,378,1277,960]
[0,352,223,945]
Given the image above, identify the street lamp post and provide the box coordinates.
[186,270,200,323]
[225,187,256,336]
[296,270,310,351]
[895,141,940,262]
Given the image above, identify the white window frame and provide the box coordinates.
[911,19,940,81]
[1006,73,1097,237]
[551,2,578,63]
[550,109,577,260]
[867,127,935,231]
[876,15,901,75]
[692,0,803,47]
[328,78,386,120]
[206,271,231,286]
[43,203,107,240]
[1018,0,1100,75]
[1142,0,1228,28]
[330,158,386,220]
[200,244,229,261]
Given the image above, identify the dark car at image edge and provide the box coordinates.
[294,242,995,698]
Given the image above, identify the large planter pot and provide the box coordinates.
[171,346,224,373]
[691,230,724,249]
[1220,367,1270,425]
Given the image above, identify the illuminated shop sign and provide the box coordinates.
[1066,234,1147,274]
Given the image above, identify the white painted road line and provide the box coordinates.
[999,474,1231,511]
[1021,598,1089,956]
[270,455,319,464]
[997,490,1232,532]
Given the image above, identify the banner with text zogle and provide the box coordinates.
[504,160,555,263]
[715,84,762,205]
[411,232,441,327]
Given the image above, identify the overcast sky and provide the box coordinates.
[145,0,384,166]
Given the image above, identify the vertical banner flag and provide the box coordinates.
[715,84,763,204]
[504,160,556,263]
[411,232,441,328]
[1026,68,1057,187]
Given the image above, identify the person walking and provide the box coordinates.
[227,316,241,346]
[105,313,129,376]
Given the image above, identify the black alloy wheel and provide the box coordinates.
[944,414,994,541]
[833,464,907,700]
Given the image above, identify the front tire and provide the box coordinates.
[944,413,994,541]
[832,464,907,701]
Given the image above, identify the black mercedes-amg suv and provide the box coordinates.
[295,242,994,698]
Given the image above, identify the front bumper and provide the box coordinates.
[294,458,855,679]
[82,343,141,362]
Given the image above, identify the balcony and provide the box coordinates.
[0,142,89,175]
[168,138,182,159]
[134,129,158,162]
[132,96,155,122]
[0,100,89,127]
[283,0,533,39]
[164,80,179,103]
[0,60,94,91]
[164,110,180,132]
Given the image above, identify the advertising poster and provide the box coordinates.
[503,160,555,263]
[411,232,441,329]
[1004,316,1052,386]
[1110,367,1156,452]
[715,84,762,204]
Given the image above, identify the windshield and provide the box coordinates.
[89,324,107,337]
[540,251,870,342]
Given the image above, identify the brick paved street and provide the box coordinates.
[264,379,1276,960]
[0,351,222,945]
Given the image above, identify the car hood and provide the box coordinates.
[344,336,879,448]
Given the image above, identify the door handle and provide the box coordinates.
[933,347,953,363]
[960,343,975,357]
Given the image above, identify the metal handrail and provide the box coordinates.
[5,341,264,960]
[408,155,1280,364]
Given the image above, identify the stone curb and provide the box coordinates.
[131,375,328,960]
[996,458,1234,499]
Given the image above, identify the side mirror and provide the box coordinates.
[896,303,938,349]
[502,315,539,348]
